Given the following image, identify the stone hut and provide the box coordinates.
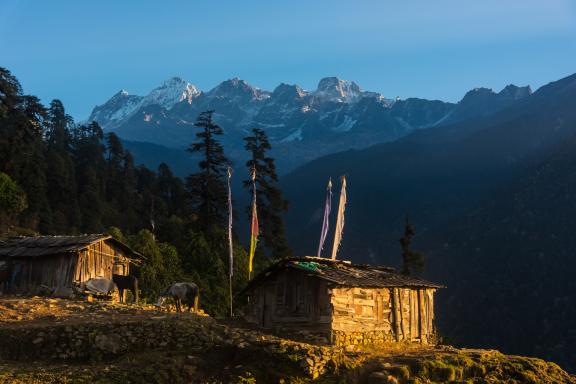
[242,257,443,346]
[0,234,140,296]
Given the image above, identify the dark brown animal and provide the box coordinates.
[0,260,13,293]
[157,282,199,312]
[112,274,139,303]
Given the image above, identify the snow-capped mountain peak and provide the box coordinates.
[87,77,199,129]
[314,77,362,103]
[87,89,142,130]
[86,76,532,172]
[142,77,200,109]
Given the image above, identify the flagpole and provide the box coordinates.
[317,178,332,257]
[248,166,258,281]
[331,175,347,260]
[227,166,234,317]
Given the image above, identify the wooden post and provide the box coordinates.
[229,273,233,317]
[392,288,401,341]
[418,289,426,343]
[398,288,406,340]
[410,290,418,341]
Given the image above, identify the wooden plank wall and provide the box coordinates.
[332,287,392,334]
[244,270,332,333]
[9,254,77,293]
[8,240,130,295]
[74,240,129,284]
[331,286,437,344]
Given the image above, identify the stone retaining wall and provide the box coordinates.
[0,317,215,361]
[332,330,437,347]
[0,317,347,379]
[332,330,396,346]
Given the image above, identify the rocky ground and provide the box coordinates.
[0,296,208,324]
[0,296,574,383]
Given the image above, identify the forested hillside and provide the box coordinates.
[432,133,576,371]
[0,67,289,316]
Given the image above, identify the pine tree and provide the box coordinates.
[125,229,183,301]
[46,100,73,151]
[399,216,425,276]
[0,68,49,229]
[243,127,292,259]
[72,122,107,232]
[0,68,22,120]
[44,100,80,233]
[186,110,229,231]
[105,132,125,196]
[0,172,27,231]
[156,163,187,218]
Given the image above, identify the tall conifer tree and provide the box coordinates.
[45,100,80,232]
[186,110,229,231]
[399,217,425,276]
[243,127,291,259]
[0,68,49,229]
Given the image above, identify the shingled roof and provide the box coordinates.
[243,256,444,293]
[0,234,140,258]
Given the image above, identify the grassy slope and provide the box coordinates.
[1,346,574,384]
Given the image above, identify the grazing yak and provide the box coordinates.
[112,274,139,303]
[157,282,199,313]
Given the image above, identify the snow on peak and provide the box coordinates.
[88,78,200,130]
[108,89,131,101]
[143,76,200,109]
[314,77,363,103]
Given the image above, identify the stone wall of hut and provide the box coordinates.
[330,286,436,346]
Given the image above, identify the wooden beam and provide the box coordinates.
[392,288,401,341]
[418,289,426,343]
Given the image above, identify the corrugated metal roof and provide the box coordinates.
[0,234,140,258]
[243,256,444,293]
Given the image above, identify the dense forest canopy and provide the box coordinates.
[0,67,290,315]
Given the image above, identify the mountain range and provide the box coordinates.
[86,76,531,174]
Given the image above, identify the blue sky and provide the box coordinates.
[1,0,575,120]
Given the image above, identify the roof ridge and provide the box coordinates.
[6,233,107,240]
[0,234,142,259]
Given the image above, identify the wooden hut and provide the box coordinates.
[242,257,443,346]
[0,234,140,297]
